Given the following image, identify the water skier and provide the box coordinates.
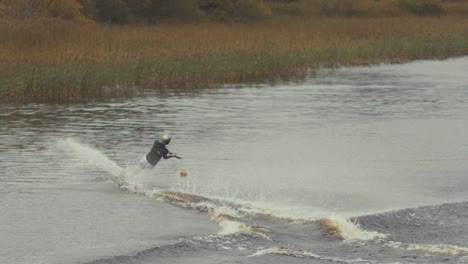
[137,134,180,170]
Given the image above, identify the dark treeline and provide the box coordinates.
[0,0,460,25]
[0,0,272,24]
[90,0,274,24]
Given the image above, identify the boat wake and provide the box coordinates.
[61,138,468,264]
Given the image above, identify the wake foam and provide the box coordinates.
[384,241,468,256]
[319,216,386,242]
[248,247,370,263]
[85,233,254,264]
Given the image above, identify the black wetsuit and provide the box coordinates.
[146,140,171,166]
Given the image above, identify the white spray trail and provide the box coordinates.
[56,138,168,196]
[58,138,123,177]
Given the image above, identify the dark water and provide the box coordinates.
[1,57,468,264]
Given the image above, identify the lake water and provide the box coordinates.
[1,57,468,264]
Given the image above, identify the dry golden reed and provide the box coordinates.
[1,14,468,103]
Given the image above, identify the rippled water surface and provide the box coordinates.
[1,57,468,264]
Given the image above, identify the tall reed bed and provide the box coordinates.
[1,16,468,103]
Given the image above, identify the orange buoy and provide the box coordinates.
[180,170,188,177]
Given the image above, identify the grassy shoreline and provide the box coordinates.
[1,16,468,103]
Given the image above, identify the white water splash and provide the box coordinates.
[56,138,153,194]
[328,215,387,242]
[217,220,246,235]
[57,138,123,177]
[170,180,344,222]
